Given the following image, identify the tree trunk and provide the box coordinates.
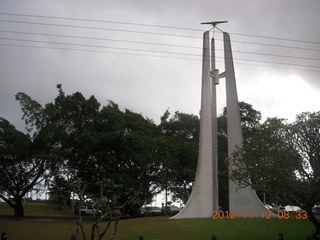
[110,220,119,240]
[306,208,320,234]
[13,197,24,217]
[90,223,96,240]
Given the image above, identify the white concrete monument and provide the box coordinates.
[172,28,268,219]
[172,31,217,218]
[223,32,268,217]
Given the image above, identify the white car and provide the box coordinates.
[271,206,286,214]
[140,206,162,216]
[80,205,102,215]
[161,205,181,215]
[312,206,320,215]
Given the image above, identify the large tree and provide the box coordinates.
[0,118,50,216]
[27,85,165,216]
[159,110,199,204]
[0,90,61,217]
[229,112,320,235]
[1,85,171,217]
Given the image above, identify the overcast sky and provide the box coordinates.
[0,0,319,132]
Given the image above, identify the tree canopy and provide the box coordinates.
[0,85,176,217]
[0,117,51,216]
[159,110,199,204]
[1,83,319,237]
[229,112,320,234]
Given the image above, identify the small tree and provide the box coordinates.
[71,178,139,240]
[48,176,71,206]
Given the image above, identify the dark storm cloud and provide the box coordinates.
[0,0,319,131]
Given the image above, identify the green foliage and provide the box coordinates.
[48,176,71,205]
[1,84,167,218]
[157,102,262,207]
[229,112,320,234]
[159,111,199,203]
[0,117,51,216]
[222,102,261,135]
[15,92,45,133]
[20,85,165,216]
[71,178,141,240]
[218,101,262,210]
[230,118,299,202]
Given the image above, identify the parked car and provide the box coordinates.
[140,206,162,216]
[312,206,320,215]
[271,206,286,214]
[79,205,102,216]
[161,205,181,215]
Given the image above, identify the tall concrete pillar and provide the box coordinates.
[172,31,216,218]
[224,32,268,216]
[211,37,219,212]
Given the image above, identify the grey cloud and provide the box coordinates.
[0,0,319,131]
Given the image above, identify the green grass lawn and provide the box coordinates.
[0,216,315,240]
[0,202,72,217]
[0,203,316,239]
